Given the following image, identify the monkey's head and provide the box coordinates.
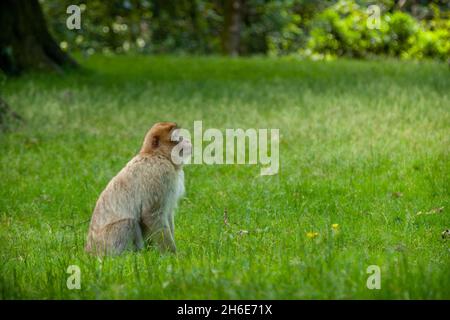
[140,122,192,166]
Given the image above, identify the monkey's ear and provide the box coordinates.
[152,135,159,148]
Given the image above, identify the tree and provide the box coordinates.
[0,0,77,75]
[222,0,243,56]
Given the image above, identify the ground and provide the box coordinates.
[0,55,449,299]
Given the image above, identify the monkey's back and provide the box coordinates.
[86,154,178,244]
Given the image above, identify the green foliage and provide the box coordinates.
[406,9,450,60]
[385,11,419,56]
[306,1,371,58]
[1,56,449,298]
[43,0,153,54]
[41,0,450,59]
[306,0,449,60]
[241,0,304,56]
[265,2,303,56]
[43,0,224,55]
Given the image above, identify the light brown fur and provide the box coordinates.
[85,122,189,256]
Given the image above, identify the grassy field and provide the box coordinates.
[0,55,449,299]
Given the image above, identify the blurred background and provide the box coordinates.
[0,0,449,75]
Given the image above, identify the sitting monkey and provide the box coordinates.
[85,122,191,256]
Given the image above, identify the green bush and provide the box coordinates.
[406,14,450,60]
[239,0,305,56]
[306,0,449,60]
[384,11,419,56]
[306,1,390,58]
[263,1,304,56]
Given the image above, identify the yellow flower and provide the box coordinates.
[331,223,339,230]
[306,232,319,239]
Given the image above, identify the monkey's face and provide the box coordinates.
[142,122,192,165]
[170,126,192,164]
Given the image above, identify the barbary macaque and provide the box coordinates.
[85,122,191,256]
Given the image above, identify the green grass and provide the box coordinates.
[0,55,449,299]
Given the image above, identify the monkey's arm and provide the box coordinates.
[151,224,177,253]
[166,169,184,245]
[140,206,176,253]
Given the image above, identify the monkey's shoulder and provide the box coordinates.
[121,154,178,181]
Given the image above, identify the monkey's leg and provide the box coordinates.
[141,210,177,253]
[134,222,144,250]
[149,223,177,253]
[100,219,142,256]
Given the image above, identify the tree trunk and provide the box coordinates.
[222,0,242,56]
[0,0,77,75]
